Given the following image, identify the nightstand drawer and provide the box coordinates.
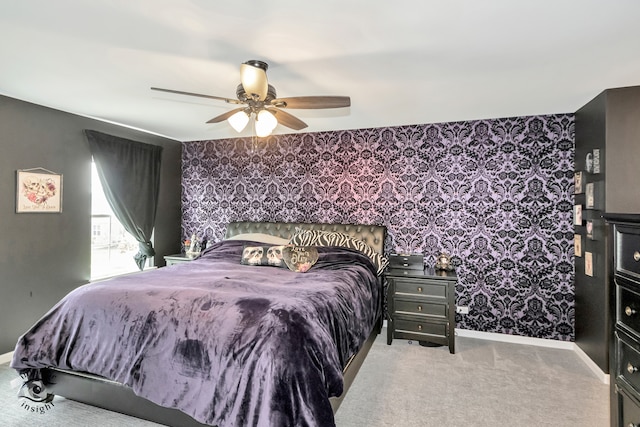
[393,298,447,318]
[394,317,448,339]
[389,254,424,270]
[393,278,447,299]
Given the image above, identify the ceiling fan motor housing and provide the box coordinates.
[236,84,277,103]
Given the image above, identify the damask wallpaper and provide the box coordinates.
[181,114,575,341]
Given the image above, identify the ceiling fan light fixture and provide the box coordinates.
[255,109,278,137]
[258,109,277,129]
[228,110,250,132]
[254,121,271,137]
[240,60,269,101]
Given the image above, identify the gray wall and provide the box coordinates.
[0,95,182,354]
[574,90,609,373]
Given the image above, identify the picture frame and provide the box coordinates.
[585,182,594,209]
[574,234,582,257]
[585,152,594,174]
[16,169,63,213]
[574,205,583,226]
[574,171,584,194]
[585,251,594,277]
[592,149,601,174]
[586,219,600,241]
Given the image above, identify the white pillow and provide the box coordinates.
[225,233,290,245]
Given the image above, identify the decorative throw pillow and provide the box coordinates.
[240,245,287,268]
[289,229,388,275]
[282,246,319,273]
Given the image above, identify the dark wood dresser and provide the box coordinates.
[385,266,456,353]
[576,86,640,425]
[606,214,640,426]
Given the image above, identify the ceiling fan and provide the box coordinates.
[151,60,351,137]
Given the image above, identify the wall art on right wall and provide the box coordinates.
[574,205,583,226]
[592,148,601,174]
[574,171,584,194]
[585,182,594,209]
[585,251,593,277]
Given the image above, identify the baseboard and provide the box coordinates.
[455,328,574,350]
[572,342,610,385]
[0,351,13,365]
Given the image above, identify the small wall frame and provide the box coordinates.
[16,168,63,213]
[574,205,583,226]
[574,171,584,194]
[574,234,582,257]
[585,251,594,277]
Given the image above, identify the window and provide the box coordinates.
[91,161,149,279]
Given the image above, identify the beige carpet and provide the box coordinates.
[335,332,609,426]
[0,330,609,426]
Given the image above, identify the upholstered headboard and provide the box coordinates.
[225,221,387,256]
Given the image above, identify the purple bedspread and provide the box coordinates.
[11,240,381,427]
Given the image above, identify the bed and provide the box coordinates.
[11,221,387,427]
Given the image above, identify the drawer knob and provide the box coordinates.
[417,325,422,331]
[417,305,422,312]
[417,287,423,293]
[635,251,640,262]
[626,306,637,317]
[628,362,638,374]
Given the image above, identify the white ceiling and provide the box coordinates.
[2,1,640,142]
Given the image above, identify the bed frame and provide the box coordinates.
[41,221,387,427]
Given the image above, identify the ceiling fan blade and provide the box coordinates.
[151,87,241,104]
[271,96,351,109]
[240,60,269,101]
[206,107,247,124]
[271,108,308,130]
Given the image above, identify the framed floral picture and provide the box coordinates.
[16,169,63,213]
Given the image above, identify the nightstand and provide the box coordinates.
[386,267,457,354]
[164,253,194,266]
